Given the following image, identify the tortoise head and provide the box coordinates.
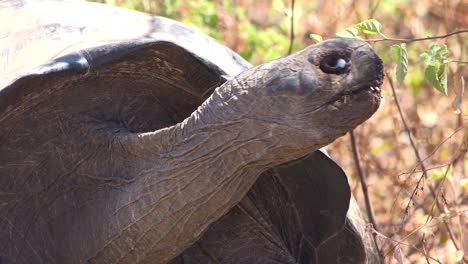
[213,38,384,146]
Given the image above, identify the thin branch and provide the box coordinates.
[386,73,427,204]
[393,125,466,177]
[416,124,467,169]
[350,131,378,227]
[395,162,452,177]
[369,0,382,18]
[386,72,464,257]
[395,208,468,240]
[385,209,468,261]
[287,0,295,55]
[376,230,442,263]
[421,234,432,264]
[426,165,451,226]
[366,29,468,43]
[349,130,384,263]
[450,60,468,64]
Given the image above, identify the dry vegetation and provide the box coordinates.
[90,0,467,263]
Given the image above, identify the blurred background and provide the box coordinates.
[90,0,467,263]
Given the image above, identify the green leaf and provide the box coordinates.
[425,62,448,95]
[420,44,449,95]
[354,19,382,35]
[420,51,429,61]
[160,0,179,18]
[309,33,323,43]
[428,166,450,180]
[421,44,448,64]
[439,225,448,244]
[430,44,449,57]
[370,141,391,155]
[456,251,465,262]
[461,178,468,189]
[391,43,408,83]
[336,27,360,39]
[407,68,424,97]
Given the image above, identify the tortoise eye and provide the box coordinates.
[320,55,349,74]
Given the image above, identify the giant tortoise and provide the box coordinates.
[0,1,384,263]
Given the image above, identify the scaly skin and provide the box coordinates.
[0,39,383,264]
[112,39,384,263]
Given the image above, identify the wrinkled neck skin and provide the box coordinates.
[111,70,347,264]
[137,63,339,168]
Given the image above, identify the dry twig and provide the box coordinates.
[386,73,466,263]
[366,29,468,43]
[349,130,384,262]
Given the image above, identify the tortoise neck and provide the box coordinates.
[113,79,323,262]
[132,78,323,174]
[143,85,277,170]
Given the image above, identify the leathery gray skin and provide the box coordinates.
[1,39,383,264]
[119,39,384,263]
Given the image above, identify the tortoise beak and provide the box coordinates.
[353,44,384,89]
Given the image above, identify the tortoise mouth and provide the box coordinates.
[343,85,381,96]
[343,79,383,96]
[326,79,383,108]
